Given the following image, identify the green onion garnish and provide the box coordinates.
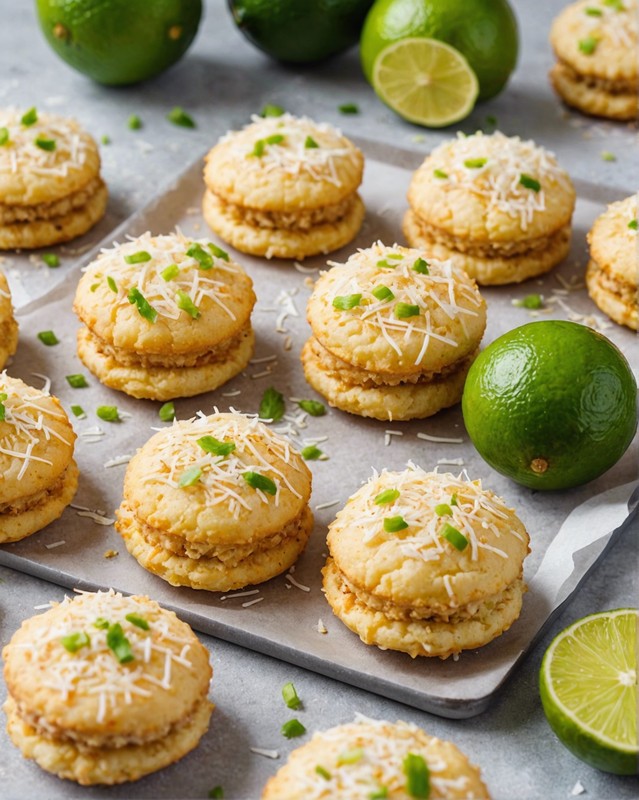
[578,36,598,54]
[301,445,323,460]
[585,6,603,14]
[124,250,152,264]
[374,489,399,505]
[0,127,9,146]
[187,243,213,269]
[297,399,326,416]
[106,622,134,664]
[125,613,149,630]
[179,466,203,487]
[282,681,301,709]
[259,386,285,421]
[167,106,196,128]
[159,401,175,422]
[21,107,37,126]
[464,158,487,169]
[433,169,448,179]
[60,631,90,653]
[513,293,543,309]
[208,788,224,799]
[519,174,541,192]
[70,405,86,418]
[161,264,180,281]
[35,135,56,152]
[440,522,468,551]
[66,374,88,388]
[261,104,285,117]
[96,405,120,422]
[243,471,277,495]
[315,766,331,780]
[197,435,236,457]
[281,718,306,739]
[208,242,230,261]
[94,617,110,629]
[338,103,359,114]
[42,252,59,268]
[336,748,364,765]
[601,151,616,162]
[332,293,362,310]
[372,285,394,302]
[435,503,453,517]
[107,276,118,293]
[127,287,158,323]
[403,752,430,798]
[176,290,201,319]
[384,515,408,532]
[305,135,319,149]
[629,219,638,230]
[37,330,59,346]
[128,114,142,130]
[370,788,389,799]
[412,257,429,275]
[101,134,111,145]
[394,302,420,319]
[0,393,7,422]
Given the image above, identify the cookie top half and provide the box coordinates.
[327,466,529,614]
[408,132,575,242]
[74,231,255,355]
[262,718,490,800]
[307,243,486,376]
[204,114,364,211]
[0,108,101,206]
[123,412,312,544]
[550,0,638,82]
[587,194,638,284]
[0,373,76,504]
[2,590,211,747]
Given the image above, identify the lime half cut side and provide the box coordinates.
[540,608,638,775]
[371,38,479,127]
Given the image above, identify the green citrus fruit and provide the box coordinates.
[228,0,374,64]
[371,37,479,127]
[461,320,637,491]
[540,609,638,775]
[36,0,202,86]
[360,0,518,101]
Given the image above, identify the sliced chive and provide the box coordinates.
[242,471,277,495]
[37,330,59,346]
[282,681,301,709]
[125,613,149,630]
[372,285,394,302]
[60,631,90,653]
[433,168,448,179]
[107,276,118,293]
[106,622,134,663]
[336,748,364,765]
[513,293,543,309]
[101,134,111,145]
[128,114,142,130]
[70,405,86,418]
[179,466,203,487]
[159,401,175,422]
[338,103,359,114]
[208,242,230,261]
[629,219,638,230]
[412,257,429,275]
[519,174,541,192]
[584,5,603,14]
[435,503,453,517]
[66,374,88,388]
[260,103,285,117]
[161,264,180,281]
[315,765,331,780]
[208,788,224,799]
[297,399,326,416]
[259,386,285,421]
[0,127,9,146]
[176,290,201,319]
[124,250,152,264]
[464,157,487,168]
[440,522,469,551]
[384,515,408,533]
[42,252,60,268]
[374,489,400,506]
[578,36,598,54]
[94,617,110,630]
[281,718,306,739]
[332,293,361,310]
[167,106,196,128]
[301,445,323,460]
[601,151,616,162]
[96,405,120,422]
[35,135,56,152]
[21,107,37,126]
[403,752,430,798]
[305,135,319,149]
[127,287,158,323]
[187,243,213,269]
[394,302,420,319]
[197,435,236,457]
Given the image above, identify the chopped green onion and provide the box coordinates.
[435,503,453,517]
[208,788,224,799]
[305,135,319,149]
[35,135,56,152]
[585,5,603,14]
[187,243,213,269]
[0,127,9,146]
[167,106,196,128]
[412,257,429,275]
[297,399,326,416]
[94,617,109,629]
[125,613,149,630]
[261,104,285,117]
[243,471,277,495]
[333,293,362,310]
[338,103,359,114]
[70,405,86,418]
[450,494,459,507]
[0,393,6,422]
[315,765,331,780]
[578,36,598,54]
[370,788,389,799]
[464,158,487,169]
[282,681,301,709]
[124,250,152,264]
[336,748,364,765]
[513,293,543,309]
[628,219,638,230]
[433,169,448,179]
[60,631,90,653]
[281,718,306,738]
[601,151,616,162]
[384,515,408,533]
[66,374,88,388]
[159,401,175,422]
[403,753,430,798]
[301,445,323,460]
[375,489,400,505]
[179,466,203,487]
[101,134,111,145]
[376,259,397,269]
[394,302,420,319]
[197,435,236,457]
[106,622,134,664]
[42,252,60,268]
[107,276,118,293]
[519,174,541,192]
[37,330,59,346]
[161,264,180,281]
[128,114,142,130]
[372,285,394,302]
[440,522,468,551]
[96,405,120,422]
[127,287,158,323]
[21,107,37,126]
[208,242,230,261]
[259,386,285,421]
[176,290,201,319]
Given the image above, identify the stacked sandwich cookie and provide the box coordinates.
[302,243,486,421]
[322,466,530,659]
[115,412,313,591]
[403,131,576,285]
[73,231,256,400]
[3,590,213,785]
[202,113,365,259]
[0,373,77,543]
[0,108,107,249]
[0,270,18,368]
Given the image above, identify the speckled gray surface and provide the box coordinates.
[0,0,637,798]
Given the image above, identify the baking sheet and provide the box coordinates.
[1,140,637,719]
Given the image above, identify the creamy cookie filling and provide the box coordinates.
[0,468,67,516]
[588,259,637,306]
[213,191,357,231]
[555,60,637,96]
[0,177,103,225]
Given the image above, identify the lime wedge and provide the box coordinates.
[371,37,479,128]
[539,608,638,775]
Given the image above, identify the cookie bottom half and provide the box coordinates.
[549,62,638,121]
[586,258,638,331]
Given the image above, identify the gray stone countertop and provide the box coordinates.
[0,0,637,798]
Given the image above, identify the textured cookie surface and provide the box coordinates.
[0,270,18,368]
[549,62,637,120]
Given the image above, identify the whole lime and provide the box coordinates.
[228,0,374,64]
[360,0,518,101]
[461,320,637,490]
[35,0,202,86]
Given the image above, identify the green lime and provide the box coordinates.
[361,0,518,101]
[540,609,638,775]
[461,320,637,491]
[372,38,478,127]
[229,0,374,64]
[36,0,202,86]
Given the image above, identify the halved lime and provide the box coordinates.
[371,38,479,127]
[539,608,638,775]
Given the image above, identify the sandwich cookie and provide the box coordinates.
[0,107,107,249]
[3,589,213,785]
[302,243,486,421]
[73,231,256,400]
[322,466,530,659]
[403,131,576,285]
[0,373,77,543]
[0,269,18,368]
[203,113,365,260]
[115,412,313,591]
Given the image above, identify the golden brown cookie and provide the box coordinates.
[3,590,213,785]
[203,114,365,259]
[115,412,313,591]
[0,270,18,368]
[322,465,530,659]
[403,132,575,285]
[73,230,256,400]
